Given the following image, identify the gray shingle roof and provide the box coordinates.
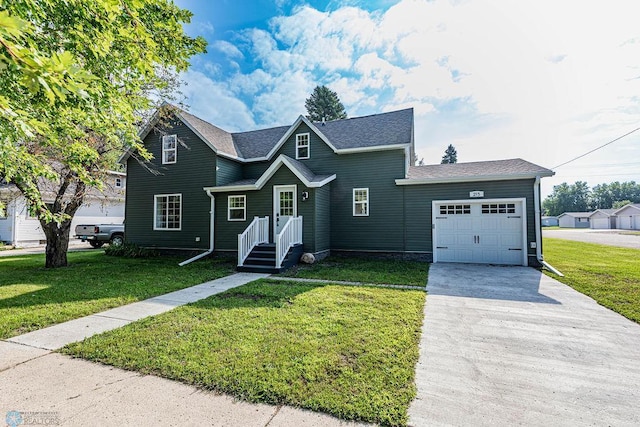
[179,110,237,157]
[175,107,413,161]
[407,158,553,180]
[231,126,290,159]
[283,155,334,183]
[559,212,593,217]
[312,108,414,149]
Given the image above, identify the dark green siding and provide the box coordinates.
[214,167,323,254]
[403,179,537,260]
[314,185,331,253]
[242,122,408,252]
[125,119,216,249]
[217,157,243,185]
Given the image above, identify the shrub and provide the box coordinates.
[104,242,159,258]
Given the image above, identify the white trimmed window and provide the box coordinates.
[296,133,310,159]
[228,195,246,221]
[154,194,181,230]
[353,188,369,216]
[162,134,177,164]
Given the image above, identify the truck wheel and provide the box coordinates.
[89,241,104,249]
[110,235,124,247]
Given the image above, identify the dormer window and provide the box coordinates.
[296,133,310,159]
[162,134,177,164]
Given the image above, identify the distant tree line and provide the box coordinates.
[543,181,640,216]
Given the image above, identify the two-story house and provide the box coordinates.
[121,106,554,272]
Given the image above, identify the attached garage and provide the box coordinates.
[433,199,526,265]
[397,158,555,267]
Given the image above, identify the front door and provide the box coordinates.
[274,185,297,235]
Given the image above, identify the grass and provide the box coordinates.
[282,255,429,287]
[0,251,236,339]
[63,279,426,426]
[543,237,640,323]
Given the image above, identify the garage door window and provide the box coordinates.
[482,203,515,214]
[439,204,470,215]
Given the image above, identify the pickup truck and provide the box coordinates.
[75,224,125,248]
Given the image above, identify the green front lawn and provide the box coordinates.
[543,238,640,323]
[283,256,429,287]
[0,251,235,339]
[63,279,425,426]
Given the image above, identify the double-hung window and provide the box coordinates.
[296,133,310,159]
[228,195,246,221]
[154,194,181,230]
[162,134,177,164]
[353,188,369,216]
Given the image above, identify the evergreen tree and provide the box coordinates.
[304,85,347,121]
[441,144,458,164]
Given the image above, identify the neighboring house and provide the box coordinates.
[541,216,559,227]
[558,212,592,228]
[589,209,617,229]
[613,203,640,230]
[121,106,554,271]
[0,172,125,247]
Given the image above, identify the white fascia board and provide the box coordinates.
[262,116,338,161]
[395,172,553,186]
[203,155,336,193]
[174,111,219,156]
[337,143,410,155]
[204,184,257,193]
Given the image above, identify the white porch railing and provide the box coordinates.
[276,216,303,268]
[238,216,269,266]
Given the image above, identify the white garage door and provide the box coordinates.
[591,218,610,229]
[619,216,632,230]
[433,200,526,266]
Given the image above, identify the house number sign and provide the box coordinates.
[469,191,484,198]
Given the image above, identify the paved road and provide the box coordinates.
[543,228,640,249]
[0,241,96,257]
[409,263,640,426]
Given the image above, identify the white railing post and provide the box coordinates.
[238,216,270,266]
[275,216,303,269]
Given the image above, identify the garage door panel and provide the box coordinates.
[434,200,525,266]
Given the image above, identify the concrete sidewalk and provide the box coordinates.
[7,272,268,350]
[409,263,640,426]
[0,272,366,426]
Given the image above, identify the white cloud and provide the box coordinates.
[180,0,640,197]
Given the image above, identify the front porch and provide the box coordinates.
[236,216,304,273]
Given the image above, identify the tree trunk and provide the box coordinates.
[42,219,72,268]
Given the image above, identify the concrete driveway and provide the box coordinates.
[409,263,640,426]
[543,228,640,249]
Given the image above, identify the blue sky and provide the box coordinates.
[174,0,640,198]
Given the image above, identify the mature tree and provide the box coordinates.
[543,181,590,216]
[441,144,458,164]
[0,1,206,267]
[589,181,640,209]
[304,85,347,121]
[613,200,633,209]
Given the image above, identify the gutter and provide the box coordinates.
[179,191,215,266]
[534,176,563,276]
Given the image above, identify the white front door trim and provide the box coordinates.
[432,197,528,266]
[273,185,297,237]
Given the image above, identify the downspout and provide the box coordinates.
[534,176,563,276]
[179,191,215,266]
